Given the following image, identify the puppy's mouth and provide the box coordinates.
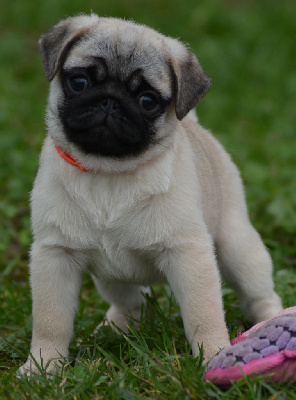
[59,96,151,158]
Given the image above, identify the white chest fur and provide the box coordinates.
[30,136,202,284]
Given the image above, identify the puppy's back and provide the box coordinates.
[182,116,248,239]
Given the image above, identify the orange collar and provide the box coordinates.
[54,143,88,172]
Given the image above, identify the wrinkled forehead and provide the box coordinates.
[63,20,172,98]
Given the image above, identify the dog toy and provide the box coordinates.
[204,307,296,385]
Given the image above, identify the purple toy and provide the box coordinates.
[204,307,296,385]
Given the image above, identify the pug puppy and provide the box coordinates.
[18,14,282,376]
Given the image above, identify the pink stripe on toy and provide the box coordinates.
[204,307,296,385]
[205,350,296,384]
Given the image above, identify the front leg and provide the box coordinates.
[18,244,84,376]
[156,234,230,362]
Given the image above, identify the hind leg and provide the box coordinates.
[92,277,150,333]
[216,209,282,323]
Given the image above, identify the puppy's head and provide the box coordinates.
[39,15,211,167]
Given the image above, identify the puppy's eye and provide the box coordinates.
[139,93,159,111]
[67,75,89,93]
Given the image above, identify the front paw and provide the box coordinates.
[203,341,230,364]
[17,359,44,378]
[16,354,65,378]
[192,333,231,364]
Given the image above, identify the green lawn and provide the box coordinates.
[1,0,296,398]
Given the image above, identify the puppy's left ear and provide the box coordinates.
[166,38,211,120]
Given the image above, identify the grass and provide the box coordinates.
[0,0,296,398]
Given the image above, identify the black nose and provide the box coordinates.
[99,98,119,114]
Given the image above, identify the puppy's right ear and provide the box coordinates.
[39,14,99,82]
